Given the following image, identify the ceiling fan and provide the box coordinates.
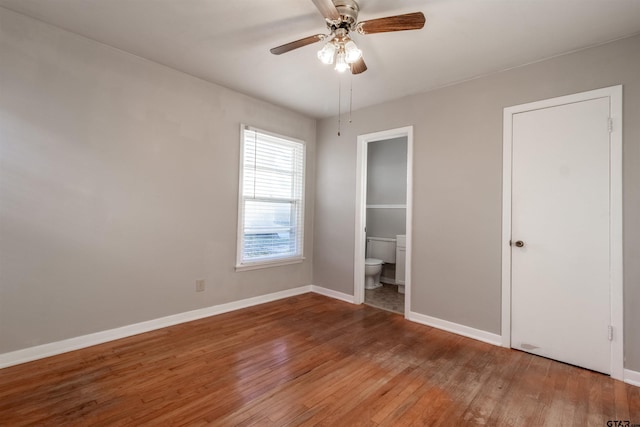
[270,0,426,74]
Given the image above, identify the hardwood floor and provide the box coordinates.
[0,293,638,426]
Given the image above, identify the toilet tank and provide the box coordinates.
[366,237,396,263]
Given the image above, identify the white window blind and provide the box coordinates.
[237,126,305,268]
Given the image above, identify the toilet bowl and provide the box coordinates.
[365,237,396,290]
[365,258,383,289]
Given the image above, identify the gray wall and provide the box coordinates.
[313,34,640,371]
[0,9,316,354]
[367,137,407,205]
[366,209,405,240]
[366,137,407,239]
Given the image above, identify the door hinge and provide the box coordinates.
[608,325,613,341]
[608,118,613,133]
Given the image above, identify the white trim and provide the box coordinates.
[354,136,367,305]
[236,124,248,268]
[0,286,312,369]
[354,126,413,319]
[310,285,356,304]
[407,311,502,346]
[7,282,631,381]
[501,85,624,380]
[366,237,396,242]
[624,369,640,387]
[235,257,304,272]
[380,276,396,285]
[501,105,513,348]
[406,128,413,316]
[366,204,407,209]
[243,124,306,146]
[608,85,624,381]
[235,124,307,271]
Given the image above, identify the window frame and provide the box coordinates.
[235,124,306,271]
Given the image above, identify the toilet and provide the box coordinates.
[365,237,396,289]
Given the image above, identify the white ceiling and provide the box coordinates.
[2,0,640,118]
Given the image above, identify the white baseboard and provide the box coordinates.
[625,369,640,387]
[310,285,356,304]
[407,311,502,346]
[408,311,638,388]
[0,285,312,369]
[380,276,396,285]
[14,285,637,385]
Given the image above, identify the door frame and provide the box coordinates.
[501,85,623,380]
[354,126,413,317]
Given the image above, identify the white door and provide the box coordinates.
[511,96,611,374]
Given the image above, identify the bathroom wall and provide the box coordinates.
[0,8,316,354]
[366,137,407,239]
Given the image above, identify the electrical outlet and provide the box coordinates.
[195,279,205,292]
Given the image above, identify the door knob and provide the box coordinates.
[514,240,525,247]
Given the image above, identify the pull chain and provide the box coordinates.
[349,75,353,124]
[337,76,354,135]
[337,79,341,136]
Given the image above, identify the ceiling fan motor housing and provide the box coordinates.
[331,0,360,30]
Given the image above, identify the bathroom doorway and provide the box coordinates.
[354,127,413,316]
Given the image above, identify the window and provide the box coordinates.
[236,125,305,270]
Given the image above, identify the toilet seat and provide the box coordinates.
[365,258,383,266]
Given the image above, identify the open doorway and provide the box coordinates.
[354,127,413,316]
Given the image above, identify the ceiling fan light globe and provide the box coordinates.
[344,40,362,63]
[317,42,336,64]
[334,52,350,72]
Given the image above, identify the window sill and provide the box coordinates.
[235,257,305,272]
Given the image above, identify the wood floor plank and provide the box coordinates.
[0,293,638,426]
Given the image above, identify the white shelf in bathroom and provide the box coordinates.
[366,204,406,209]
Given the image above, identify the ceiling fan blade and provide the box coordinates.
[356,12,426,35]
[350,57,367,75]
[311,0,341,21]
[270,34,326,55]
